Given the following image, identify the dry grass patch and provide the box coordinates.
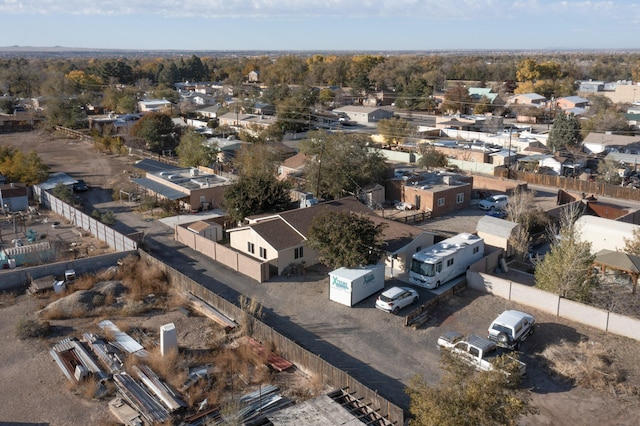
[73,273,99,291]
[40,305,68,320]
[79,377,101,399]
[15,317,52,339]
[143,346,187,391]
[540,340,638,398]
[0,291,17,308]
[239,295,263,335]
[116,255,170,301]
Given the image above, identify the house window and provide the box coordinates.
[247,242,255,254]
[437,198,445,207]
[259,247,267,259]
[473,247,479,254]
[294,246,304,259]
[456,193,464,204]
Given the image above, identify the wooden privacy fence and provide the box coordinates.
[54,126,92,142]
[514,170,640,202]
[139,251,405,425]
[405,279,467,327]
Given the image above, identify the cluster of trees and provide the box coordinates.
[299,130,388,200]
[222,144,292,223]
[219,127,391,266]
[2,52,640,104]
[0,146,49,185]
[2,51,638,145]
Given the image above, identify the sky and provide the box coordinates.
[1,0,640,51]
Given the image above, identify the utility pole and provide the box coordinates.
[507,129,512,179]
[315,140,325,199]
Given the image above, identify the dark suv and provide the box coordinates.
[73,179,89,192]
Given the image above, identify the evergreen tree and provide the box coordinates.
[222,173,292,223]
[308,210,387,269]
[535,204,596,302]
[548,111,583,152]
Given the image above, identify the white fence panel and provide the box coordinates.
[34,185,137,252]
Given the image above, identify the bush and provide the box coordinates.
[15,317,51,339]
[91,209,116,225]
[101,210,116,225]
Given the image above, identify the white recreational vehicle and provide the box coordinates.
[409,233,484,289]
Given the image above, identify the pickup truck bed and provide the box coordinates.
[437,332,526,376]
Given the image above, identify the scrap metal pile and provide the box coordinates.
[49,322,295,425]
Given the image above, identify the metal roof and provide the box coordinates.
[131,177,188,201]
[476,215,519,239]
[98,320,145,354]
[594,249,640,274]
[133,158,181,173]
[37,172,78,191]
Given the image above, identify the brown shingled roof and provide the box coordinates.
[250,197,426,253]
[252,217,305,250]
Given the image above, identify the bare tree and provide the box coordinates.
[503,187,536,229]
[504,188,537,264]
[623,227,640,257]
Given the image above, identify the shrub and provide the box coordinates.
[15,317,51,339]
[91,209,116,225]
[101,210,116,225]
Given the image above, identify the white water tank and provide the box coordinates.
[160,323,178,356]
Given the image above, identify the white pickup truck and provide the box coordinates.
[436,332,526,376]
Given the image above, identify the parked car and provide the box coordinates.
[394,201,413,211]
[73,179,89,192]
[375,286,419,314]
[486,208,507,219]
[478,194,509,211]
[487,310,535,350]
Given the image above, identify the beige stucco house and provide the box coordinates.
[227,197,435,276]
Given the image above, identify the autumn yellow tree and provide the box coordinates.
[65,70,104,93]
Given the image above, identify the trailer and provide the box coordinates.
[329,264,385,307]
[409,233,484,289]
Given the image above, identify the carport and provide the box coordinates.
[593,249,640,294]
[131,177,189,202]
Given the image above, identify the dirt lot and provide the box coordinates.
[2,130,640,425]
[0,267,321,426]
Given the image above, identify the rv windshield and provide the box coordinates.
[410,260,434,277]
